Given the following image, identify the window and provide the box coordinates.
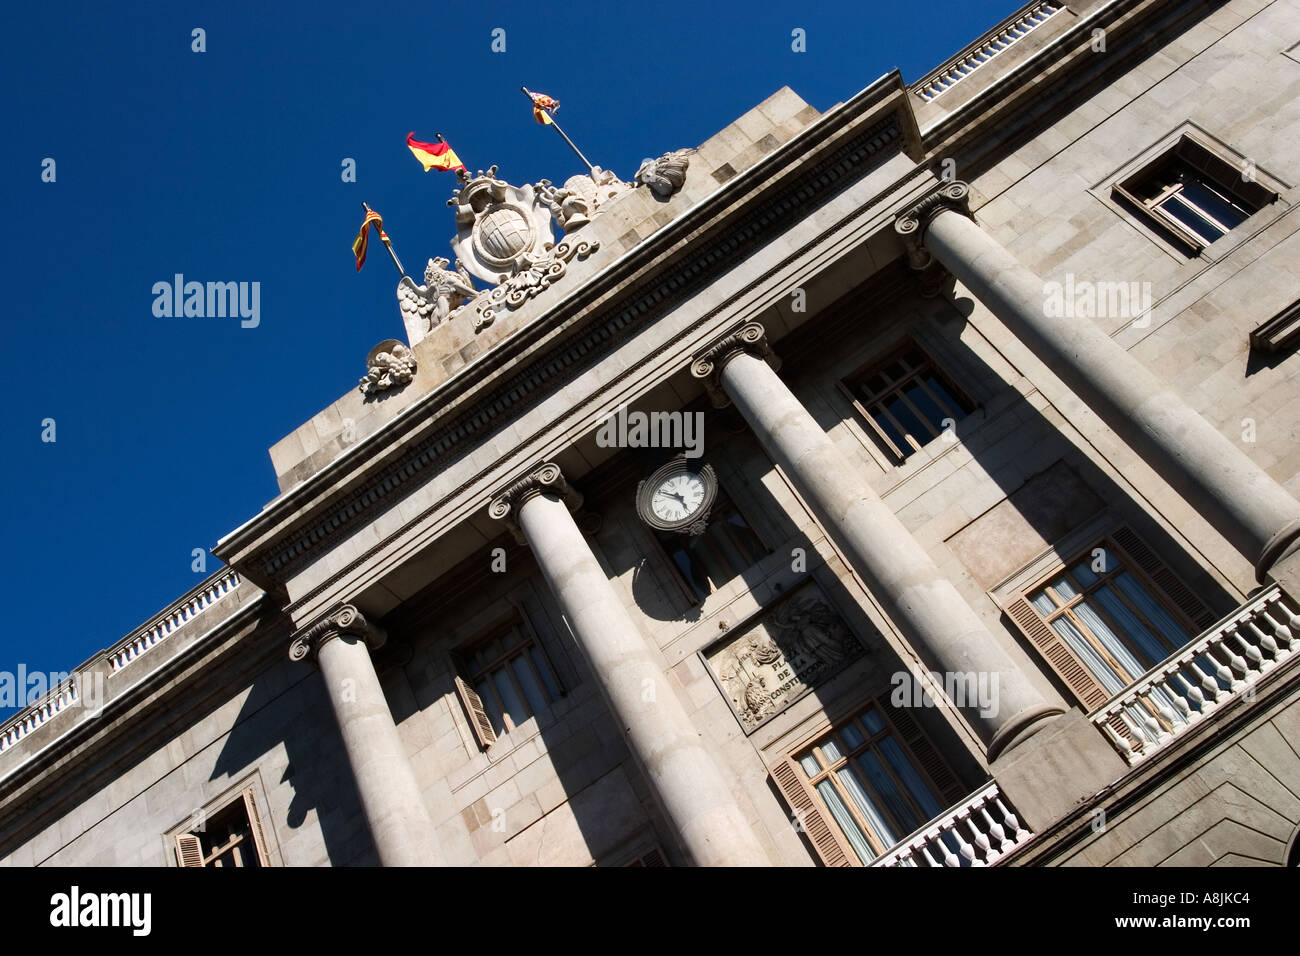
[771,700,965,866]
[657,488,770,602]
[622,846,668,867]
[842,342,975,463]
[1004,527,1218,718]
[454,621,563,747]
[174,789,268,868]
[1113,135,1277,254]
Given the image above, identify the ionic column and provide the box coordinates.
[897,181,1300,581]
[692,324,1062,758]
[289,606,440,867]
[489,464,770,866]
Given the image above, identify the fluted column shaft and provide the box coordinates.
[693,325,1061,758]
[290,607,440,866]
[908,183,1300,580]
[491,465,770,866]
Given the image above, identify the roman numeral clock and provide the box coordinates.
[636,456,718,536]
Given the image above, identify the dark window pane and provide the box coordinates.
[1177,176,1252,229]
[1160,194,1225,244]
[870,403,906,451]
[512,656,549,715]
[924,373,971,417]
[903,381,946,432]
[492,669,527,727]
[531,647,562,699]
[882,393,929,445]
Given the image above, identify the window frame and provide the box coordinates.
[770,696,967,867]
[1093,124,1287,262]
[169,777,277,868]
[839,339,977,465]
[996,520,1219,721]
[1022,538,1196,688]
[452,611,565,748]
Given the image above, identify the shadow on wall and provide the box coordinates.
[214,658,376,866]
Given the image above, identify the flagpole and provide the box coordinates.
[521,86,596,177]
[435,133,469,182]
[362,202,406,277]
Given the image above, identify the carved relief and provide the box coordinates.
[359,339,417,395]
[635,148,694,198]
[396,257,479,344]
[705,584,863,732]
[536,167,634,233]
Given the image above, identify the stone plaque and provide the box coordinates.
[704,584,864,733]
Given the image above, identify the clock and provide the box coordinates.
[636,457,718,535]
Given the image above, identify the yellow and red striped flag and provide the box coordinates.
[528,90,559,125]
[352,208,387,272]
[406,132,465,172]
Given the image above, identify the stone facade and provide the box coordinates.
[4,0,1300,868]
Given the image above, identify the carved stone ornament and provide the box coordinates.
[357,339,417,396]
[447,166,557,286]
[358,339,417,396]
[536,167,635,233]
[288,604,387,663]
[894,180,973,271]
[396,257,480,346]
[471,236,600,332]
[635,148,694,198]
[690,321,781,408]
[705,585,863,732]
[488,462,583,544]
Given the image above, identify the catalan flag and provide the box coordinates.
[406,132,465,172]
[352,208,387,272]
[527,90,559,125]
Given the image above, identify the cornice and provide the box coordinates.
[217,75,921,591]
[917,0,1218,167]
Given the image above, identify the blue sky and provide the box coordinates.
[0,0,1021,716]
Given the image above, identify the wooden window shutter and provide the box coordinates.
[1005,596,1111,713]
[175,833,204,868]
[879,699,966,806]
[454,675,497,749]
[769,759,853,867]
[241,789,270,866]
[1108,527,1217,631]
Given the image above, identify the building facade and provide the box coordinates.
[4,0,1300,867]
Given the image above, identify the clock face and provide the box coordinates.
[636,458,718,534]
[650,470,707,523]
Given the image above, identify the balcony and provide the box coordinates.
[1089,583,1299,764]
[869,781,1033,867]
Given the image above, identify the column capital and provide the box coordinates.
[894,180,974,271]
[488,462,584,543]
[690,321,781,408]
[289,603,386,663]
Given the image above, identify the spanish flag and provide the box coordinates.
[406,132,465,172]
[352,209,387,272]
[528,90,559,125]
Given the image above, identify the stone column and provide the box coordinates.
[290,605,440,867]
[897,181,1300,581]
[489,464,770,866]
[692,324,1061,758]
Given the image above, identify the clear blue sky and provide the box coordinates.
[0,0,1021,716]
